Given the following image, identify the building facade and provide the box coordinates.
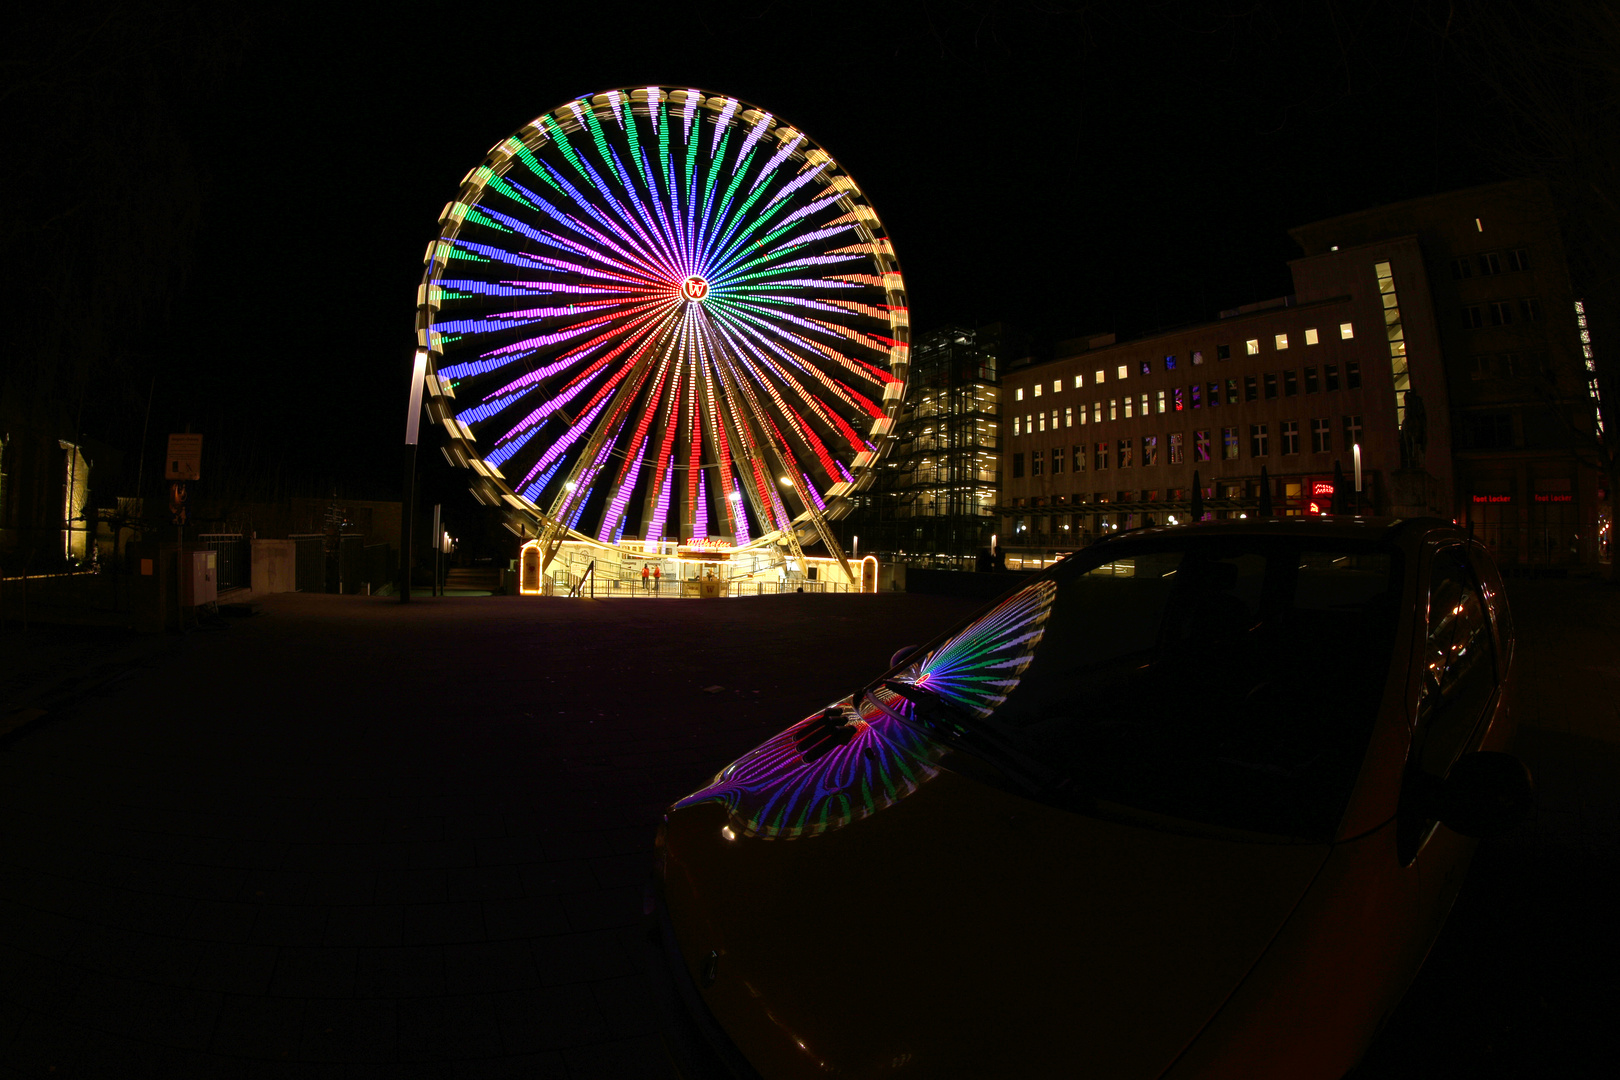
[1291,180,1605,567]
[999,181,1607,570]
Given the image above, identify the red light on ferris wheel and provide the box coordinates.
[681,275,710,301]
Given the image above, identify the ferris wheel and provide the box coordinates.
[412,87,908,576]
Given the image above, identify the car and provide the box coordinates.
[647,517,1534,1079]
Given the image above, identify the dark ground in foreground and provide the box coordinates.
[0,580,1615,1078]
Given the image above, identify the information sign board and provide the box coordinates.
[165,434,203,480]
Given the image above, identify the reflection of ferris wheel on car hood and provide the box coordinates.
[413,86,908,561]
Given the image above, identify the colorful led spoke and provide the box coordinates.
[418,88,909,547]
[674,580,1058,839]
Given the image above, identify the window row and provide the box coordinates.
[1010,363,1363,436]
[1452,248,1530,279]
[1008,323,1359,402]
[1467,350,1546,381]
[1009,415,1365,477]
[1462,298,1543,329]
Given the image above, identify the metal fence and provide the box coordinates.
[197,534,250,592]
[562,576,853,598]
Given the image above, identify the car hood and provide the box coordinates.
[662,764,1330,1079]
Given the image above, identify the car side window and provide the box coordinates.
[1415,545,1497,775]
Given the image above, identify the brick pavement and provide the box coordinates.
[0,592,979,1077]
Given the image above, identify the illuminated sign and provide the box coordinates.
[1533,493,1574,503]
[681,275,710,302]
[1472,494,1512,504]
[1305,479,1334,515]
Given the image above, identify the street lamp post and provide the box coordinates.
[401,350,428,603]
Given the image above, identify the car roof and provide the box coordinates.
[1090,516,1466,551]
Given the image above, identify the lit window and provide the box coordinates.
[1038,412,1046,432]
[1165,355,1177,371]
[1340,322,1354,339]
[1192,351,1204,365]
[1275,334,1289,350]
[1140,394,1150,416]
[1095,370,1105,384]
[1015,387,1024,401]
[1221,427,1237,460]
[1144,435,1158,467]
[1156,390,1166,414]
[1305,328,1319,345]
[1052,409,1059,430]
[1013,416,1022,436]
[1026,413,1033,432]
[1065,406,1073,428]
[1246,339,1260,355]
[1074,374,1084,389]
[1117,365,1129,380]
[1191,383,1202,408]
[1140,360,1153,376]
[1173,387,1184,411]
[1093,401,1102,423]
[1033,384,1042,398]
[1169,432,1184,464]
[1053,379,1062,394]
[1109,399,1118,421]
[1123,397,1134,419]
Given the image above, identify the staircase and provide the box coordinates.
[444,567,505,593]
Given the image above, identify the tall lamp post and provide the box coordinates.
[401,350,428,603]
[1353,442,1363,516]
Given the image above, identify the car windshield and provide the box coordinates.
[881,534,1405,840]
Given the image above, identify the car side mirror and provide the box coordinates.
[890,645,922,668]
[1437,751,1534,838]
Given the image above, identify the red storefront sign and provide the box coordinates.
[1305,480,1334,516]
[1472,494,1512,504]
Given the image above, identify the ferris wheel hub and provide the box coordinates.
[680,275,710,302]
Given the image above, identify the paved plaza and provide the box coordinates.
[1,581,1616,1078]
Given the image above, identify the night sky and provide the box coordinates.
[16,2,1510,541]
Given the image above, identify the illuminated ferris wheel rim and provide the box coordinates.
[413,86,909,553]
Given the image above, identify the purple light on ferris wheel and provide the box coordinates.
[414,87,907,553]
